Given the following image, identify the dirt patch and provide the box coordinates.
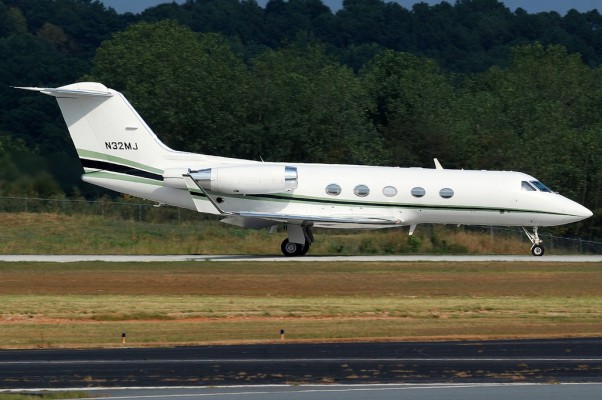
[0,261,600,348]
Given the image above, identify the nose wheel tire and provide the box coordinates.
[531,244,545,257]
[523,227,545,256]
[281,239,309,257]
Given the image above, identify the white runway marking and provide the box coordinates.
[0,254,599,262]
[5,383,602,400]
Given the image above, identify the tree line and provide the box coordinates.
[0,0,600,239]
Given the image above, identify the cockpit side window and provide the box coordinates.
[521,181,536,191]
[530,181,553,192]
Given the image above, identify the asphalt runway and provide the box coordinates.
[82,383,602,400]
[1,257,600,398]
[10,383,602,400]
[1,339,601,389]
[0,254,600,262]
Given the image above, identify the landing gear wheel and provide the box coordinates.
[522,227,545,257]
[531,244,544,257]
[299,242,310,256]
[281,239,305,257]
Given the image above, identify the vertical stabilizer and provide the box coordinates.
[16,82,175,177]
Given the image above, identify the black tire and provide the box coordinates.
[531,244,545,256]
[299,243,310,256]
[281,239,302,257]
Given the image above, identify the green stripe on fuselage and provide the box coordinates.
[77,148,163,174]
[85,168,572,218]
[192,189,571,217]
[83,170,163,186]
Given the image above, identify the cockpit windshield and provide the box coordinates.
[530,180,553,193]
[521,181,553,192]
[521,181,536,191]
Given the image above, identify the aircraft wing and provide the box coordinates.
[182,174,402,228]
[221,212,402,229]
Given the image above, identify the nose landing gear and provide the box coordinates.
[522,227,545,256]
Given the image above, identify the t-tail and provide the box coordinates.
[15,82,593,258]
[16,82,254,211]
[16,82,176,179]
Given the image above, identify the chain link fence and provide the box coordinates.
[0,196,600,254]
[0,195,211,224]
[464,225,602,255]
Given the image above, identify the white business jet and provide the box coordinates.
[17,82,592,256]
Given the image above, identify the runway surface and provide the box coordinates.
[9,383,602,400]
[0,254,600,262]
[1,339,601,389]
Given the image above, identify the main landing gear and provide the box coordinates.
[281,239,310,257]
[522,227,544,256]
[281,224,313,257]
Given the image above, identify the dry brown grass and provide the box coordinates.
[0,261,600,348]
[0,262,599,296]
[0,212,546,255]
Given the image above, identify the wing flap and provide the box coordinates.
[224,211,402,226]
[183,171,402,227]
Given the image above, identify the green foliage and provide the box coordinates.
[0,139,63,196]
[360,50,456,166]
[0,0,601,240]
[0,392,91,400]
[88,21,249,155]
[247,40,384,163]
[450,43,602,238]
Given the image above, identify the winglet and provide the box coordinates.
[434,158,443,170]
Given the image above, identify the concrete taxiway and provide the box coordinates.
[0,254,600,262]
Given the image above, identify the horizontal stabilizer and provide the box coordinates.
[15,83,112,98]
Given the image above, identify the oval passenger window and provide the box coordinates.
[411,187,426,198]
[382,186,397,197]
[353,184,370,197]
[439,188,454,199]
[325,183,342,196]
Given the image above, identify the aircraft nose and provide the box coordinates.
[580,205,594,219]
[567,201,593,221]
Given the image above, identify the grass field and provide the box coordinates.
[0,393,90,400]
[0,212,537,255]
[0,261,600,348]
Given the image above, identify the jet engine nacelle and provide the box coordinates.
[188,165,298,194]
